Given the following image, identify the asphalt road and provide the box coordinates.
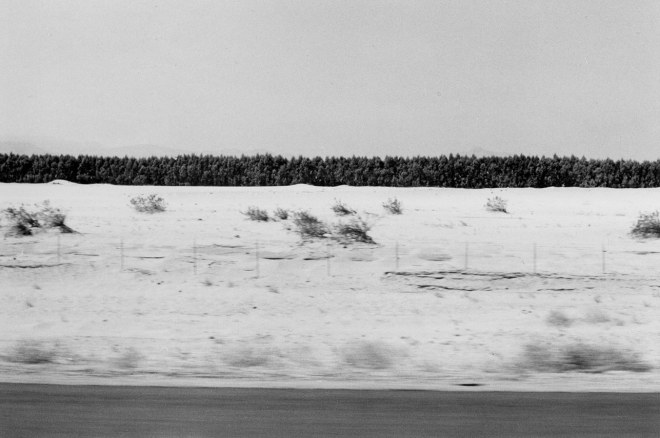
[1,383,659,437]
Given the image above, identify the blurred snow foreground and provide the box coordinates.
[0,182,659,391]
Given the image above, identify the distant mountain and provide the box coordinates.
[0,141,47,155]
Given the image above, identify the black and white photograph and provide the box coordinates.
[1,1,659,436]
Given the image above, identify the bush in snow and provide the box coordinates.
[292,211,329,239]
[130,194,167,213]
[485,196,508,213]
[331,199,356,216]
[631,211,660,238]
[243,206,270,222]
[273,207,289,220]
[36,201,75,233]
[3,201,74,236]
[382,198,402,215]
[334,216,375,244]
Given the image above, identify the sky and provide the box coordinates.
[1,0,660,159]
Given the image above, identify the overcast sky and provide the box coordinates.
[2,0,659,159]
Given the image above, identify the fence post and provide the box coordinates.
[193,238,197,276]
[120,238,124,272]
[464,242,469,270]
[395,241,399,271]
[255,241,260,279]
[326,240,331,277]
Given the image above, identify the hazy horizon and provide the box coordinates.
[2,1,659,160]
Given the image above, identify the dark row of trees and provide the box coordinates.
[1,153,660,188]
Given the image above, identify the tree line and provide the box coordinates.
[1,153,659,188]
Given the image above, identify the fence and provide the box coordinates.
[2,232,660,280]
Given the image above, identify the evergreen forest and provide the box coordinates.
[1,153,660,188]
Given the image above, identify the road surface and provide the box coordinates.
[1,383,659,437]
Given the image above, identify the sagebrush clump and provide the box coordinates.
[631,211,660,238]
[5,206,40,228]
[130,194,167,213]
[243,206,270,222]
[331,199,356,216]
[382,198,402,215]
[3,201,74,236]
[486,196,508,213]
[335,217,375,244]
[4,206,37,236]
[273,207,289,220]
[36,201,75,233]
[292,211,329,239]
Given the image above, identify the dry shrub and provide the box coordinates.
[130,194,167,213]
[331,199,356,216]
[37,201,75,233]
[243,206,270,222]
[5,221,32,237]
[519,342,650,373]
[5,206,40,228]
[334,217,375,244]
[4,201,75,236]
[293,211,329,239]
[273,207,289,220]
[382,198,402,215]
[631,211,660,238]
[486,196,508,213]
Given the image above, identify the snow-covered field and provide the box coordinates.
[1,182,659,391]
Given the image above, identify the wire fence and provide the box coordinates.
[3,233,660,280]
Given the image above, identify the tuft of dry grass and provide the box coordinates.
[5,221,32,237]
[130,194,167,213]
[331,199,356,216]
[485,196,508,213]
[3,201,75,235]
[4,206,41,228]
[273,207,289,220]
[292,211,329,239]
[631,211,660,238]
[243,206,270,222]
[382,198,402,215]
[37,201,75,233]
[334,217,375,244]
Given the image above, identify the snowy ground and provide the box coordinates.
[1,182,659,391]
